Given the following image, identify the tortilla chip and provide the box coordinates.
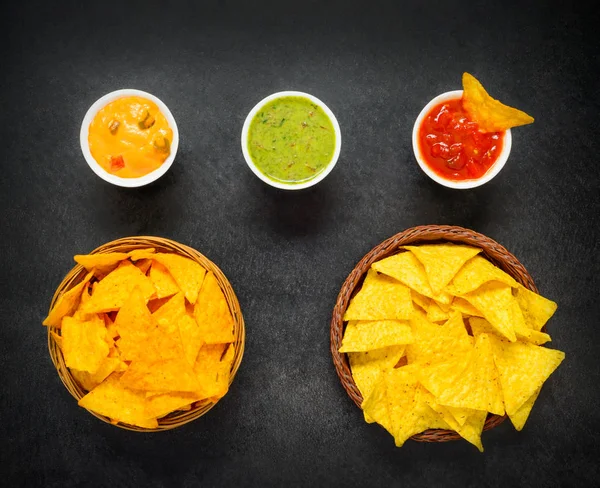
[149,261,181,299]
[344,269,412,321]
[145,391,203,419]
[178,313,204,366]
[80,261,155,314]
[349,346,406,400]
[451,297,483,317]
[508,387,541,431]
[340,320,413,352]
[71,357,124,392]
[446,256,518,296]
[463,282,518,342]
[128,248,156,261]
[404,244,481,295]
[194,272,235,344]
[153,292,187,335]
[435,334,504,415]
[152,253,207,304]
[134,258,152,275]
[194,343,234,399]
[78,373,158,429]
[490,336,565,415]
[50,331,63,351]
[426,300,450,323]
[514,285,557,332]
[74,252,130,275]
[410,290,431,312]
[372,252,435,299]
[62,315,109,374]
[120,357,200,393]
[43,270,94,327]
[462,72,534,133]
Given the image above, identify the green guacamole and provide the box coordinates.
[247,96,336,184]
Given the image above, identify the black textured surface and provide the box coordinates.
[2,1,600,486]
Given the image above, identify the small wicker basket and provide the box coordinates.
[47,236,245,432]
[330,225,538,442]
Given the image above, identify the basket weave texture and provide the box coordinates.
[330,225,538,442]
[47,236,245,432]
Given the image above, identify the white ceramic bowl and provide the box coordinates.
[80,89,179,188]
[412,90,512,189]
[241,91,342,190]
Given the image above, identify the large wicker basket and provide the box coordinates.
[330,225,539,443]
[47,236,245,432]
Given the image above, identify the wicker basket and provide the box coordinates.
[47,236,245,432]
[330,225,539,443]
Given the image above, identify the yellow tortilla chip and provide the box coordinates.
[194,272,235,344]
[446,256,518,296]
[81,261,155,314]
[426,300,450,323]
[349,346,406,400]
[514,284,557,332]
[149,261,181,299]
[71,357,124,392]
[43,270,94,327]
[128,248,156,261]
[462,72,534,132]
[178,313,204,366]
[435,334,504,415]
[340,320,413,352]
[410,290,431,312]
[50,331,63,351]
[134,258,152,275]
[144,391,202,419]
[509,387,541,431]
[120,357,200,393]
[152,253,207,304]
[372,252,435,299]
[490,336,565,415]
[451,297,483,317]
[343,269,412,321]
[194,343,234,399]
[74,252,129,274]
[78,373,158,429]
[404,244,481,295]
[463,282,518,342]
[153,292,187,335]
[62,315,109,374]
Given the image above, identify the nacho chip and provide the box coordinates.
[426,300,450,323]
[340,320,413,352]
[508,387,541,431]
[134,258,152,275]
[149,261,180,299]
[74,252,129,274]
[153,292,187,336]
[349,346,406,400]
[120,357,200,393]
[194,343,234,399]
[152,253,207,304]
[462,72,534,132]
[128,248,156,261]
[404,244,481,295]
[81,261,155,314]
[410,290,431,312]
[490,336,565,415]
[194,272,235,344]
[145,391,203,419]
[446,256,518,296]
[78,373,158,429]
[514,284,557,332]
[451,297,483,317]
[43,270,94,327]
[178,313,204,366]
[62,315,109,374]
[435,334,504,415]
[344,269,412,321]
[50,331,63,351]
[71,357,125,392]
[463,282,518,342]
[372,252,434,299]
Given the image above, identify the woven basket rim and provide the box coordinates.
[330,224,539,443]
[47,236,245,432]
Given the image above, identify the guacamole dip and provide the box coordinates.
[247,96,336,184]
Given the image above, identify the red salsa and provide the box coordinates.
[417,98,504,181]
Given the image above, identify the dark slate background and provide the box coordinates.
[2,1,599,486]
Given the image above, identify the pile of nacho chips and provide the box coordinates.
[340,243,564,451]
[43,248,237,429]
